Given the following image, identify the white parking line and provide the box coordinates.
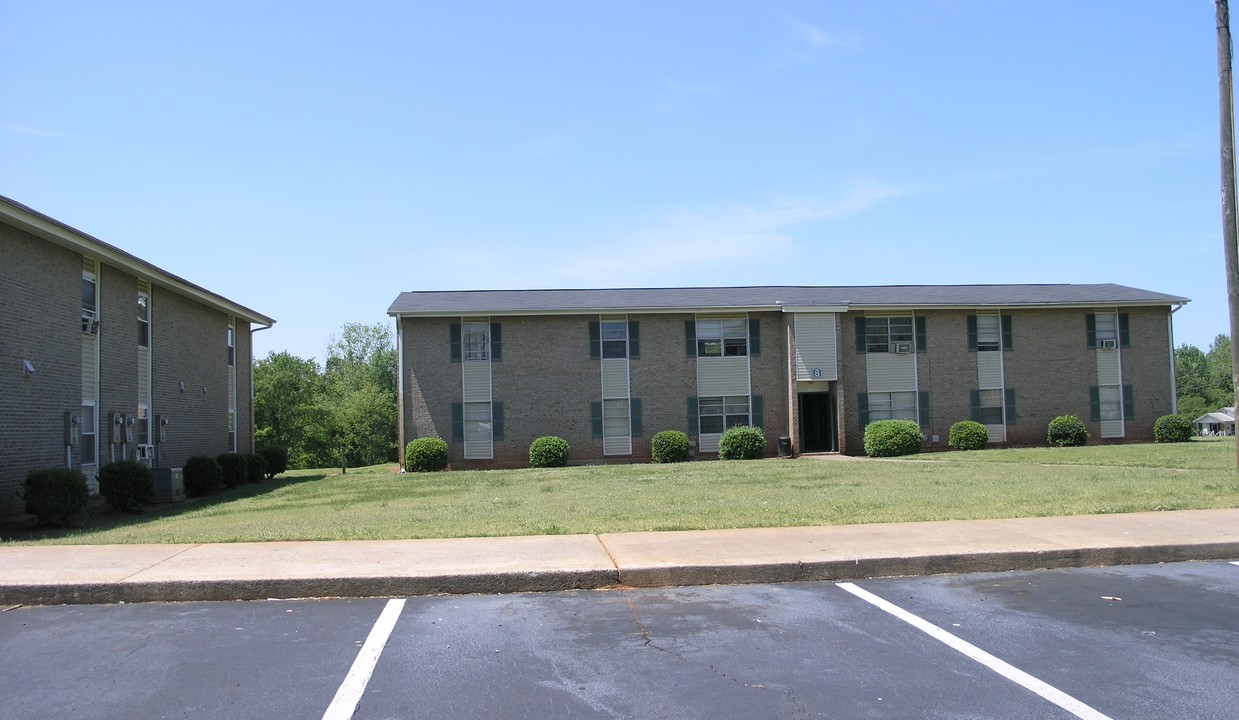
[837,583,1113,720]
[322,598,406,720]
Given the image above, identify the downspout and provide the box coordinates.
[1168,303,1186,415]
[250,321,275,454]
[395,315,405,471]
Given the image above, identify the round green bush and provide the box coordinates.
[863,419,924,458]
[183,455,222,496]
[23,468,90,527]
[98,460,155,512]
[406,437,450,472]
[1153,414,1193,443]
[651,430,691,463]
[529,436,570,468]
[948,420,989,451]
[1047,415,1089,447]
[244,453,266,483]
[217,453,248,488]
[258,445,288,479]
[718,425,766,460]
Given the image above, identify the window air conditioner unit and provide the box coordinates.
[1099,339,1117,349]
[81,313,99,335]
[893,341,913,354]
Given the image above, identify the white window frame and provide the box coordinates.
[136,403,150,446]
[976,389,1004,425]
[868,391,918,422]
[81,271,98,334]
[137,292,150,348]
[227,322,236,367]
[697,318,747,357]
[464,401,493,441]
[601,320,629,359]
[1095,313,1118,344]
[602,398,630,438]
[699,395,750,434]
[463,322,490,362]
[81,401,98,466]
[866,317,914,353]
[1098,385,1122,421]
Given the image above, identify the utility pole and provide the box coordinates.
[1217,0,1239,470]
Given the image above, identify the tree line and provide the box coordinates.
[1175,334,1233,420]
[254,322,398,470]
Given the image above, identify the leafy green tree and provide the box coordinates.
[1176,335,1234,420]
[323,323,398,468]
[1207,334,1233,403]
[254,351,332,469]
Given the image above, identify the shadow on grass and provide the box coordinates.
[0,473,329,543]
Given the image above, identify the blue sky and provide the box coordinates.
[1,2,1229,362]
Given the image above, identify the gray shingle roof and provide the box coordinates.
[388,284,1188,316]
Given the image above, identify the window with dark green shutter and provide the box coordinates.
[492,402,504,440]
[685,320,697,357]
[1004,388,1017,424]
[628,321,640,359]
[915,316,927,353]
[630,398,643,436]
[1086,314,1097,349]
[687,397,699,435]
[1118,314,1131,348]
[858,393,870,429]
[1001,315,1013,351]
[589,321,601,359]
[918,391,930,427]
[450,323,462,363]
[451,402,463,441]
[1122,384,1134,420]
[748,319,761,356]
[591,401,603,438]
[489,323,502,362]
[751,395,763,430]
[967,316,978,352]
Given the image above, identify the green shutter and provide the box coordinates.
[591,401,603,438]
[589,321,601,359]
[687,397,699,435]
[918,391,930,428]
[1001,315,1013,352]
[1119,314,1131,349]
[966,315,978,352]
[1085,314,1097,349]
[855,317,867,354]
[751,395,763,430]
[1005,388,1017,425]
[491,402,504,441]
[685,320,697,357]
[1122,384,1134,420]
[858,393,870,430]
[630,398,643,437]
[450,323,462,363]
[969,389,981,423]
[749,319,761,356]
[490,323,502,362]
[1089,385,1101,422]
[451,402,463,441]
[915,316,927,353]
[628,321,640,359]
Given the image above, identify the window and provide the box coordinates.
[867,391,918,422]
[866,317,914,353]
[81,403,97,465]
[1098,385,1121,421]
[463,322,490,362]
[137,293,150,347]
[227,411,236,451]
[697,318,747,357]
[81,273,97,333]
[976,389,1004,424]
[699,395,750,434]
[226,324,235,366]
[136,404,150,445]
[975,315,1000,352]
[601,320,628,359]
[1095,314,1117,344]
[603,399,629,437]
[464,402,492,441]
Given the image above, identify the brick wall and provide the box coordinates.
[149,286,232,469]
[0,225,82,508]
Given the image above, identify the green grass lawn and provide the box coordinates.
[7,438,1239,545]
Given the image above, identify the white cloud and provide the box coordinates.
[791,18,859,50]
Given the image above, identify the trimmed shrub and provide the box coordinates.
[183,455,222,496]
[258,445,288,479]
[23,468,90,527]
[863,419,924,458]
[406,437,450,472]
[217,453,247,489]
[529,436,570,468]
[718,425,766,460]
[1154,414,1193,443]
[1047,415,1090,447]
[244,453,266,483]
[98,460,155,512]
[651,430,691,463]
[948,420,989,451]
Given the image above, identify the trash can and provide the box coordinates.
[778,436,792,457]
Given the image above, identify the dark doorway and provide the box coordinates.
[798,392,836,453]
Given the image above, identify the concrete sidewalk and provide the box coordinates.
[2,509,1237,606]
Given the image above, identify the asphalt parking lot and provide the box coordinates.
[2,560,1236,719]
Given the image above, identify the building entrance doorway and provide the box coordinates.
[798,392,837,453]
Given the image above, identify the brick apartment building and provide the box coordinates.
[388,285,1188,467]
[0,196,274,509]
